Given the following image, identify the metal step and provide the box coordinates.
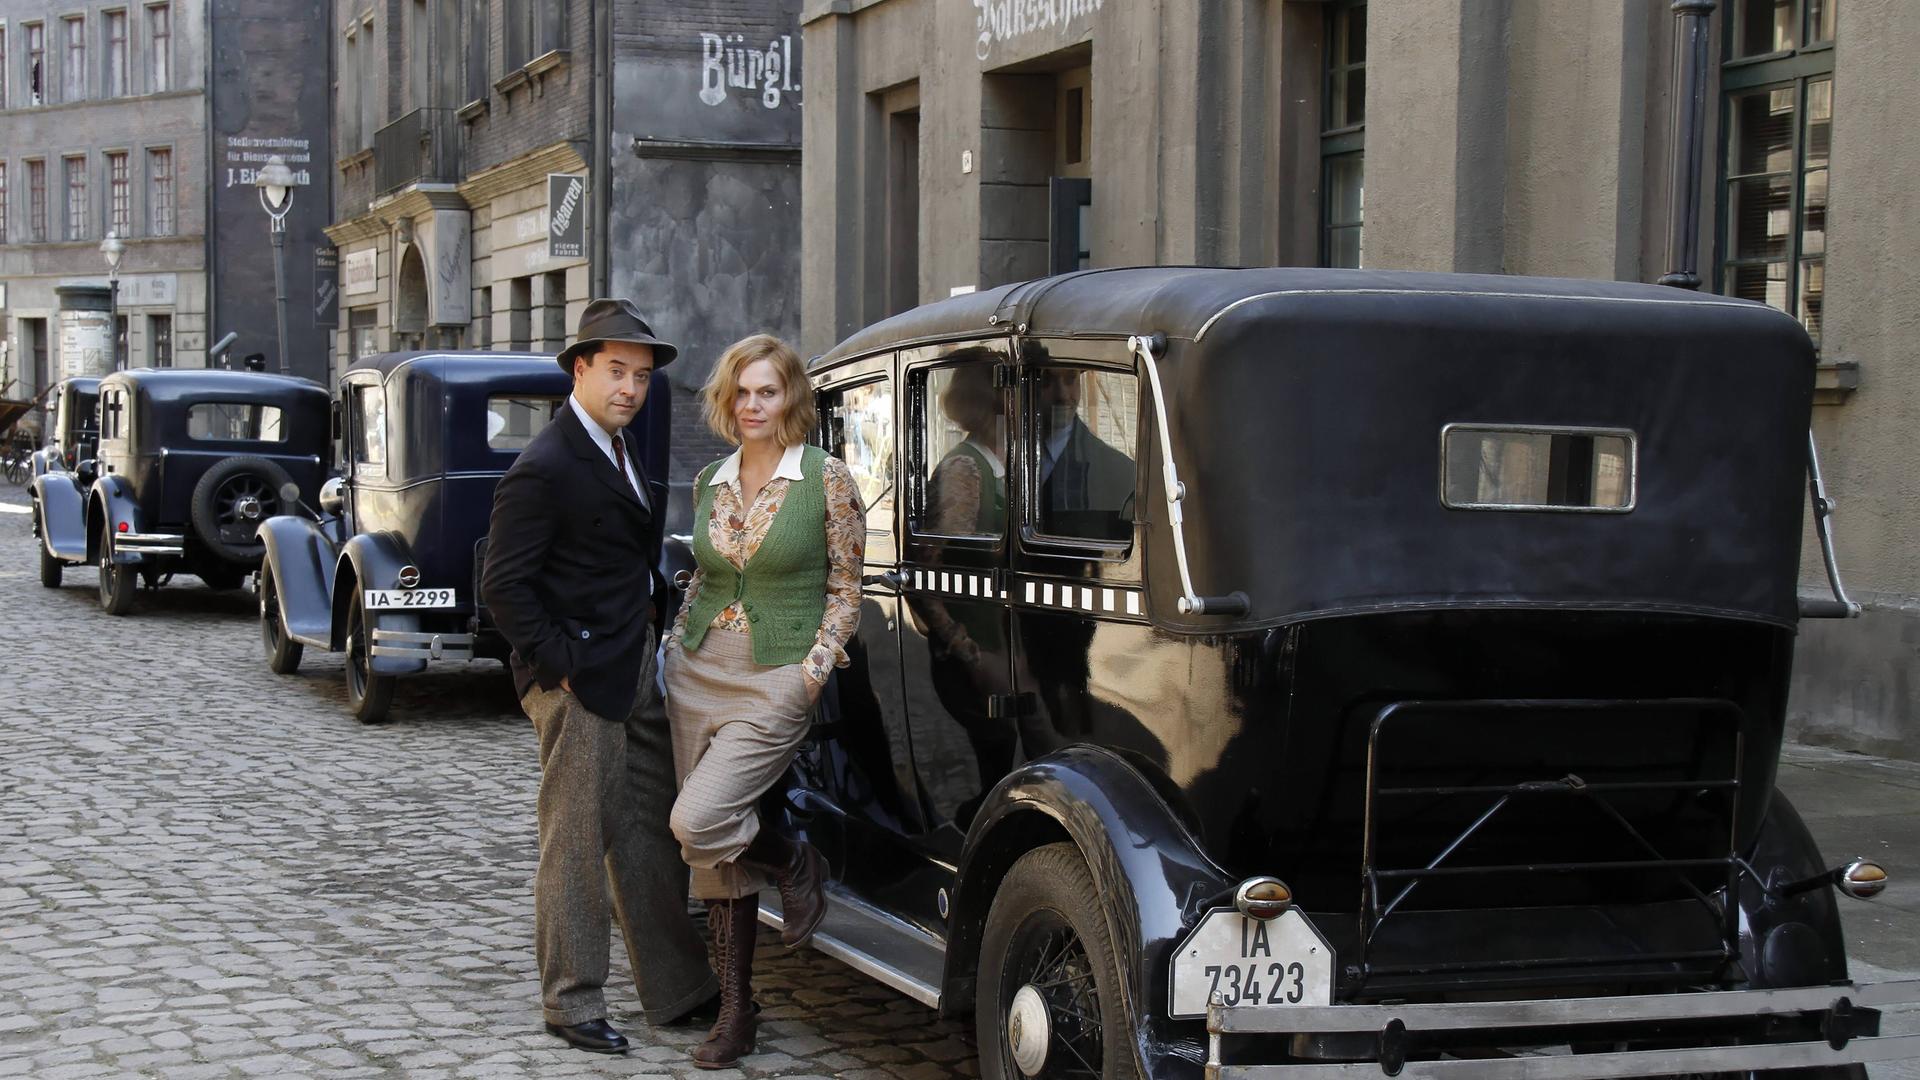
[759,884,946,1009]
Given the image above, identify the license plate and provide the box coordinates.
[1168,908,1335,1018]
[363,588,456,610]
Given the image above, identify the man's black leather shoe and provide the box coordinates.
[544,1018,630,1054]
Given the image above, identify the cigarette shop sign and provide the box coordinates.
[548,173,586,260]
[343,249,379,296]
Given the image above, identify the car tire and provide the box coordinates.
[97,520,137,616]
[190,456,295,564]
[976,843,1138,1080]
[259,564,304,675]
[201,567,245,591]
[345,593,395,724]
[39,534,63,588]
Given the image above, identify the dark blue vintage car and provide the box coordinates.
[254,350,668,724]
[771,267,1917,1080]
[30,375,101,482]
[32,369,330,612]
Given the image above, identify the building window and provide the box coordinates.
[28,160,48,242]
[0,27,8,110]
[147,148,174,236]
[64,155,89,241]
[1719,0,1835,349]
[147,3,171,92]
[359,16,378,144]
[105,10,128,97]
[62,15,86,103]
[149,315,173,368]
[505,0,532,69]
[509,276,532,350]
[0,164,8,244]
[108,152,131,238]
[473,284,493,349]
[1321,0,1366,269]
[340,29,360,150]
[27,22,47,106]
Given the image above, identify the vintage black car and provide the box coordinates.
[768,266,1917,1079]
[32,369,330,612]
[254,350,668,724]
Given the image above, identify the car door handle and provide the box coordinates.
[862,569,908,593]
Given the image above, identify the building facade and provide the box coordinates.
[0,0,334,410]
[800,0,1920,757]
[0,0,208,405]
[327,0,804,506]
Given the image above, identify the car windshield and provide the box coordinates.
[486,395,563,451]
[187,402,287,442]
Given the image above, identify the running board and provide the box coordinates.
[760,884,946,1009]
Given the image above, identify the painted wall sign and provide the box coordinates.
[208,0,334,382]
[121,274,179,307]
[343,249,378,296]
[548,173,587,259]
[699,33,799,109]
[314,247,339,326]
[974,0,1105,61]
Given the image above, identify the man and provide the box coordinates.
[1036,368,1134,541]
[481,298,718,1054]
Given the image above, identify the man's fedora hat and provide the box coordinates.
[556,297,679,373]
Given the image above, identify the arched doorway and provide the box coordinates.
[393,243,428,350]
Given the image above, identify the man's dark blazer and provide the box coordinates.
[481,402,668,722]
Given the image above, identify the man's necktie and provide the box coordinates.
[612,433,630,484]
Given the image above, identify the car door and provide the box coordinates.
[892,340,1019,926]
[800,356,930,901]
[340,374,390,529]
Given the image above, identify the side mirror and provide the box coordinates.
[75,458,98,485]
[318,476,347,517]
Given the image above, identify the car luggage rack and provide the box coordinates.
[1205,978,1920,1078]
[1357,698,1746,988]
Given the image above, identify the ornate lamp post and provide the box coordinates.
[99,231,126,370]
[254,155,296,375]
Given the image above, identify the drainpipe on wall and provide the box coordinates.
[590,0,612,299]
[1657,0,1717,290]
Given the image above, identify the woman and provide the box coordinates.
[664,333,864,1069]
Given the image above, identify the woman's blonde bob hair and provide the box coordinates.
[701,334,817,447]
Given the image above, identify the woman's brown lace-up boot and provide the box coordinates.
[692,896,760,1069]
[739,824,827,948]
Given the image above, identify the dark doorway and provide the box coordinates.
[886,106,921,317]
[1049,178,1092,275]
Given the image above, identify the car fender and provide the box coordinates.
[1736,791,1853,989]
[32,473,90,562]
[87,477,147,564]
[333,532,427,675]
[259,515,337,648]
[946,745,1230,1076]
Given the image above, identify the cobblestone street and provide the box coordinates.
[0,492,975,1080]
[6,484,1920,1079]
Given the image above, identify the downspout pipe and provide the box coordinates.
[590,0,612,299]
[1657,0,1717,289]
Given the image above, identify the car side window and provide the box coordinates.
[1027,365,1139,546]
[99,389,123,441]
[911,352,1007,543]
[817,375,895,552]
[351,383,387,478]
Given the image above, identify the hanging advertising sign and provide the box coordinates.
[313,246,339,326]
[548,173,587,260]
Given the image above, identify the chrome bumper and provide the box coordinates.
[370,629,474,661]
[113,531,184,559]
[1207,980,1920,1078]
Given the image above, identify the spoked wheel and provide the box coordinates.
[344,594,394,724]
[259,564,304,674]
[978,844,1136,1080]
[189,456,293,563]
[96,521,137,615]
[210,474,279,550]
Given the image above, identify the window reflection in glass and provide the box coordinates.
[485,395,561,451]
[1030,366,1137,543]
[1443,427,1634,512]
[920,362,1004,540]
[353,385,387,475]
[187,403,287,443]
[822,378,895,538]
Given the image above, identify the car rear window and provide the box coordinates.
[187,402,287,443]
[1441,424,1635,512]
[486,395,563,451]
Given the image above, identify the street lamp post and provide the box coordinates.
[254,156,296,376]
[99,232,125,371]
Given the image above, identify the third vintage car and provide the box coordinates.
[254,350,667,724]
[762,266,1918,1079]
[32,368,330,612]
